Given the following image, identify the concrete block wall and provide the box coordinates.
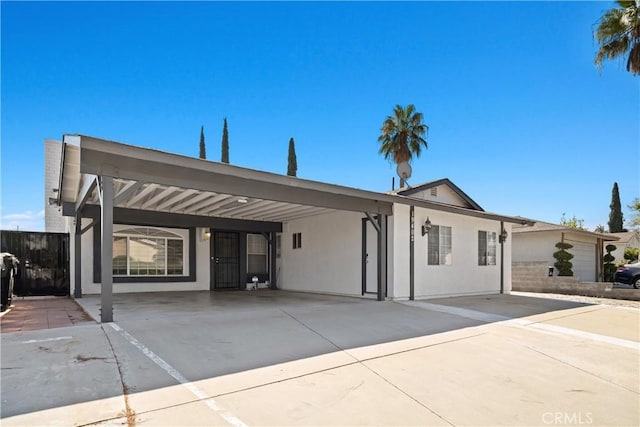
[512,261,579,292]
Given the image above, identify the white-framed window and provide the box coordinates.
[478,231,497,266]
[247,234,268,274]
[427,225,452,265]
[113,227,184,276]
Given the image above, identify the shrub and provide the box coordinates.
[624,247,639,263]
[553,242,574,276]
[604,244,617,282]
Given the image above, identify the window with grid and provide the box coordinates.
[427,225,452,265]
[112,227,184,276]
[478,231,497,266]
[247,234,268,274]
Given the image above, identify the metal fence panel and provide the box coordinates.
[0,231,70,296]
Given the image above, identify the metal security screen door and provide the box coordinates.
[212,232,240,289]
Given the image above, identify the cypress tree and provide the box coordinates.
[199,126,206,159]
[287,137,297,177]
[608,182,624,232]
[221,118,229,163]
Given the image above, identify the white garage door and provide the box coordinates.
[567,240,596,282]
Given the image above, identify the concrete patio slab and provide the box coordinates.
[0,296,95,333]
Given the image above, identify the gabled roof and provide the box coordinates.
[606,231,640,244]
[512,220,619,241]
[393,178,483,211]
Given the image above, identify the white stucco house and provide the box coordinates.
[512,221,619,282]
[46,135,533,322]
[605,231,640,263]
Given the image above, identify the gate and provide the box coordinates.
[0,230,70,296]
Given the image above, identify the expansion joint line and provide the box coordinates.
[521,342,640,395]
[279,308,455,426]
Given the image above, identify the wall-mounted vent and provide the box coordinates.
[430,187,438,197]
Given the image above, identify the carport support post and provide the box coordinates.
[100,176,114,323]
[377,214,387,301]
[74,212,82,298]
[499,221,504,294]
[409,206,415,301]
[269,231,277,289]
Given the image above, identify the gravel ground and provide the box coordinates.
[512,291,640,309]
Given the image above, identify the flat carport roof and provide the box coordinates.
[58,135,534,225]
[56,134,534,322]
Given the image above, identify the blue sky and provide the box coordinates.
[1,1,638,231]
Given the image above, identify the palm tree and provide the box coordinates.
[594,0,640,76]
[378,104,428,186]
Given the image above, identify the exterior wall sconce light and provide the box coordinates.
[200,228,211,242]
[499,229,508,243]
[421,217,432,236]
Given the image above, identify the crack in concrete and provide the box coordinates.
[101,324,137,427]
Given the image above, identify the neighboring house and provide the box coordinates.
[605,231,640,263]
[512,221,619,282]
[47,135,532,322]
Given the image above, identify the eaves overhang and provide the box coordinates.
[395,195,535,226]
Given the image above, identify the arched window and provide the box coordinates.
[113,227,184,276]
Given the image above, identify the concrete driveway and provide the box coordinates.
[1,291,638,426]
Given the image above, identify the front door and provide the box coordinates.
[211,232,240,290]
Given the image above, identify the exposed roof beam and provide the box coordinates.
[80,204,282,233]
[140,185,179,209]
[114,180,145,206]
[260,205,328,222]
[171,191,211,212]
[229,200,280,217]
[252,203,308,220]
[75,175,97,212]
[155,188,198,210]
[188,194,233,215]
[200,196,254,215]
[278,208,335,222]
[210,198,265,217]
[125,183,159,208]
